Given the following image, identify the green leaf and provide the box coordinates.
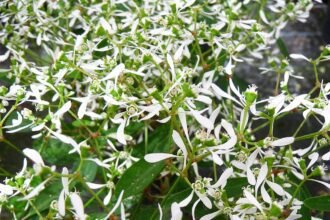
[276,38,289,58]
[304,195,330,211]
[114,124,172,200]
[80,160,98,182]
[114,159,165,199]
[225,177,248,198]
[160,188,192,219]
[132,123,172,158]
[36,138,78,166]
[132,205,158,220]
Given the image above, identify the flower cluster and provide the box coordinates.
[0,0,329,219]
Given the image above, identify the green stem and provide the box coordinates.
[312,61,320,85]
[274,72,281,95]
[295,131,320,141]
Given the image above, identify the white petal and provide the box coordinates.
[247,166,256,185]
[167,54,175,80]
[211,152,223,166]
[270,137,294,147]
[261,183,272,204]
[308,179,330,189]
[0,183,14,195]
[192,199,200,220]
[22,179,48,200]
[0,50,10,62]
[200,210,221,220]
[172,130,187,167]
[239,108,249,131]
[70,192,85,220]
[120,203,126,220]
[87,158,110,169]
[58,190,66,216]
[224,57,233,75]
[266,181,285,196]
[144,153,177,163]
[190,109,213,130]
[3,112,23,129]
[103,190,112,205]
[178,190,194,207]
[195,95,212,105]
[255,163,268,193]
[105,191,124,219]
[50,131,79,153]
[174,45,184,62]
[211,83,241,106]
[259,10,269,24]
[290,54,310,62]
[322,151,330,160]
[157,116,171,123]
[307,152,319,169]
[100,17,114,35]
[55,101,71,117]
[86,182,106,190]
[229,79,241,99]
[78,101,88,119]
[117,118,127,145]
[62,167,69,194]
[197,192,212,209]
[291,169,304,180]
[211,167,233,188]
[244,190,263,212]
[279,95,306,114]
[178,108,190,146]
[170,202,183,220]
[23,148,45,166]
[102,63,125,81]
[158,203,163,220]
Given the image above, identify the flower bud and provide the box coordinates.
[244,85,258,106]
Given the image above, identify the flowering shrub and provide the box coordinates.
[0,0,329,219]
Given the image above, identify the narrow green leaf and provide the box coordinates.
[276,38,289,57]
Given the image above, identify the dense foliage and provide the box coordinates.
[0,0,329,219]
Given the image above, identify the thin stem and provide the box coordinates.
[268,117,274,137]
[312,61,320,85]
[295,131,320,141]
[1,139,22,153]
[274,72,281,95]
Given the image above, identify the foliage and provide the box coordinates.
[0,0,329,219]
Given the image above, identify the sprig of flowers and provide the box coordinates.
[0,0,329,219]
